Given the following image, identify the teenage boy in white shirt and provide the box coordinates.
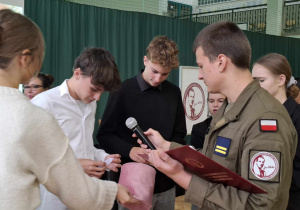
[32,47,122,210]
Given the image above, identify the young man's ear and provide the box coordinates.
[73,68,82,79]
[143,56,148,66]
[217,54,227,73]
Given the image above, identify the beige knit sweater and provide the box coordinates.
[0,86,118,210]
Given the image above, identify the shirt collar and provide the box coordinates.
[136,70,162,91]
[59,80,71,97]
[213,79,260,128]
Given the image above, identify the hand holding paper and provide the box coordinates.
[105,154,121,172]
[166,146,268,194]
[78,159,106,178]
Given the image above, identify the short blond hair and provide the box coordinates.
[146,35,179,69]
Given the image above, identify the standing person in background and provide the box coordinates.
[24,73,54,99]
[190,92,226,149]
[0,9,137,210]
[97,35,186,210]
[252,53,300,210]
[138,21,297,209]
[32,47,123,210]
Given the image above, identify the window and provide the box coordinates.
[168,1,192,18]
[199,0,232,5]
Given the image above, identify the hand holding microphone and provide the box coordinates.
[125,117,156,150]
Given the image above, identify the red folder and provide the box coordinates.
[166,145,267,194]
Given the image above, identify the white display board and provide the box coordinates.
[179,66,208,135]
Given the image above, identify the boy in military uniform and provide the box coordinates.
[138,21,297,209]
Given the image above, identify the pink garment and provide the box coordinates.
[118,162,156,210]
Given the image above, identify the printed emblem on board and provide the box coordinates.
[183,83,205,121]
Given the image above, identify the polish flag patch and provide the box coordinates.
[260,119,278,132]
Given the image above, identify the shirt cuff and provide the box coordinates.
[94,148,109,161]
[185,174,209,207]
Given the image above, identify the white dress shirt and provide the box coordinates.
[32,80,108,161]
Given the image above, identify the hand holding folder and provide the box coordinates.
[166,146,267,194]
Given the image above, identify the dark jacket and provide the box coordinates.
[284,97,300,191]
[190,116,212,149]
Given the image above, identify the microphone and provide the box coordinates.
[125,117,156,150]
